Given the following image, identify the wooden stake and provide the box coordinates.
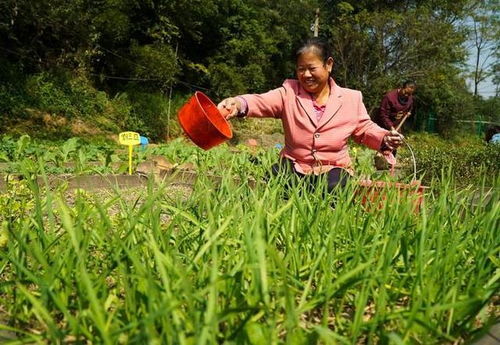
[395,112,410,132]
[313,8,320,37]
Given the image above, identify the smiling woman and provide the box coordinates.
[295,39,333,104]
[217,37,403,192]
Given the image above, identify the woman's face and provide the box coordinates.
[296,51,333,95]
[400,85,416,97]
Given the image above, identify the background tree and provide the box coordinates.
[321,0,474,134]
[467,0,499,96]
[493,52,500,97]
[0,0,497,139]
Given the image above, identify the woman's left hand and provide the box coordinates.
[217,97,242,119]
[383,129,404,151]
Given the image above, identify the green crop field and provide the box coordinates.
[0,137,498,344]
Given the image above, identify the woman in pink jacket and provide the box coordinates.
[218,38,402,191]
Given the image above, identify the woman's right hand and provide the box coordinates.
[217,97,242,119]
[383,128,404,151]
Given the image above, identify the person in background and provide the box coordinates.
[374,80,416,133]
[372,80,416,167]
[217,38,403,192]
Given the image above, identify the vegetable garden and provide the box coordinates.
[0,135,498,344]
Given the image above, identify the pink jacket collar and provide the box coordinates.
[290,78,344,129]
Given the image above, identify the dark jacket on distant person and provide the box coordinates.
[374,89,414,130]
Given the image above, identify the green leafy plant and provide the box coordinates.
[401,133,500,186]
[0,144,498,344]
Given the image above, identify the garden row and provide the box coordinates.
[1,134,499,188]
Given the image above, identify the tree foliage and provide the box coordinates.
[322,0,473,129]
[0,0,497,137]
[467,0,499,96]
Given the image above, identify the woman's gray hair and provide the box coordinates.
[296,38,332,64]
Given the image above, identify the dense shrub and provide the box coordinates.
[0,84,28,118]
[120,88,185,140]
[0,66,188,140]
[0,60,30,117]
[402,133,500,185]
[24,71,110,118]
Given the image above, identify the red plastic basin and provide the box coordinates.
[178,91,233,150]
[356,180,428,213]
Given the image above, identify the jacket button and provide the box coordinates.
[314,133,320,138]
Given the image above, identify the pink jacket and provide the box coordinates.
[240,78,389,172]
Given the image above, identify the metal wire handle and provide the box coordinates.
[403,138,417,181]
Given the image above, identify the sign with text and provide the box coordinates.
[119,131,141,146]
[118,131,141,175]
